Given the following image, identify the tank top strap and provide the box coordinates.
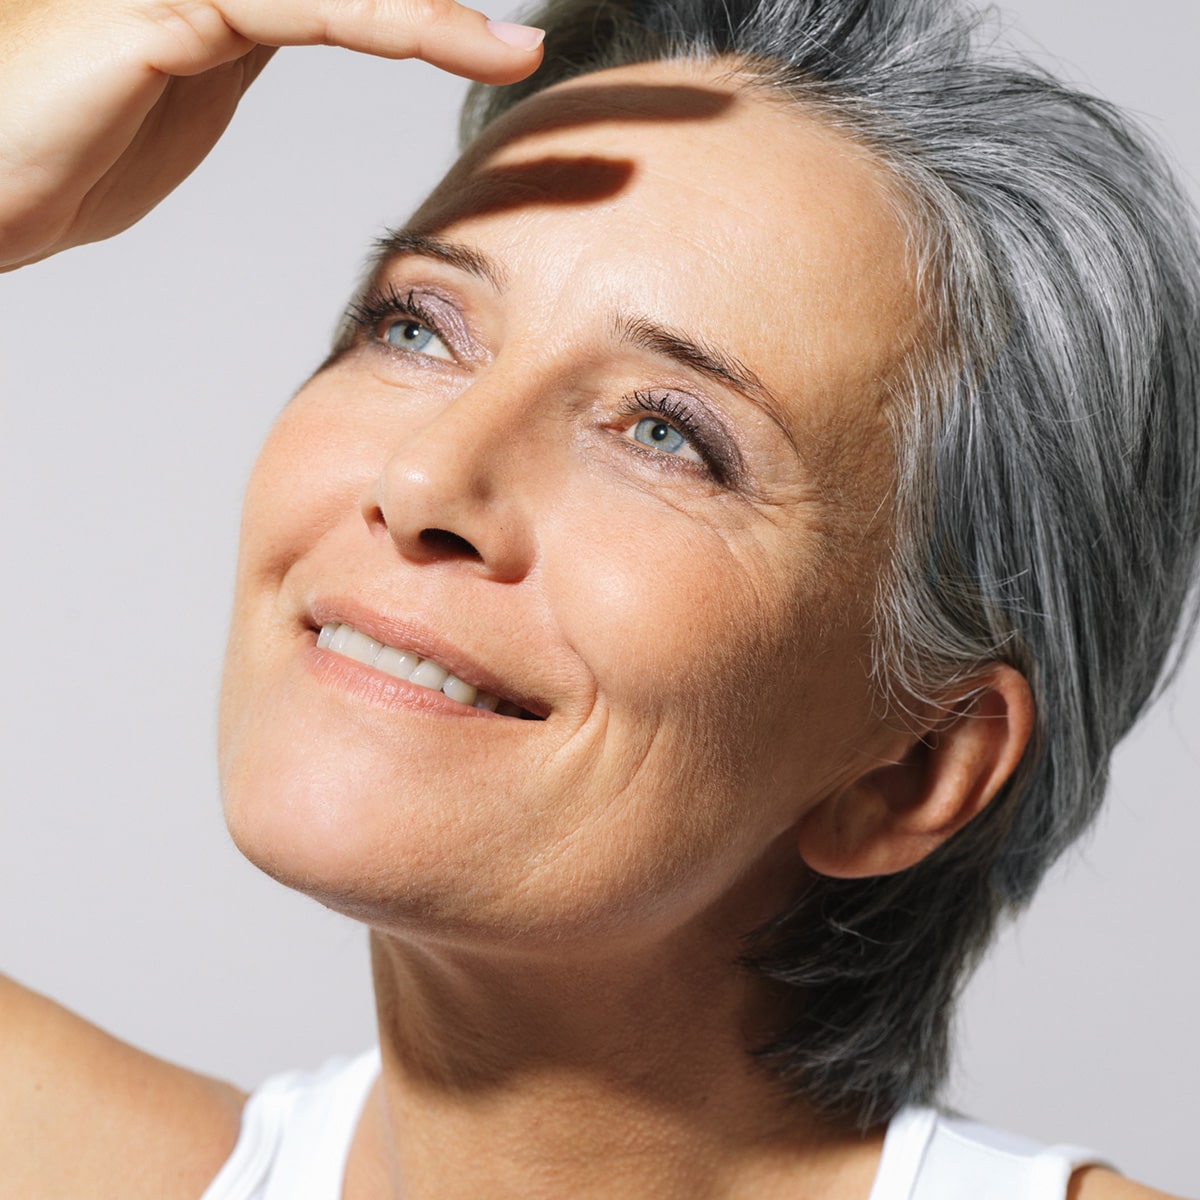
[201,1049,381,1200]
[869,1106,1115,1200]
[263,1048,381,1200]
[868,1108,939,1200]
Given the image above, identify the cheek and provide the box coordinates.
[539,485,870,805]
[219,391,366,809]
[513,498,878,943]
[234,393,371,589]
[221,383,383,730]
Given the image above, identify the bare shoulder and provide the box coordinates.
[1070,1167,1185,1200]
[0,973,246,1200]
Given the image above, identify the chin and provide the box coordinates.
[216,715,546,945]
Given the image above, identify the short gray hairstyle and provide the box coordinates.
[461,0,1200,1127]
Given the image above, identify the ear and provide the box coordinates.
[796,665,1035,879]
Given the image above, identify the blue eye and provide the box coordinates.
[629,416,703,464]
[382,318,453,361]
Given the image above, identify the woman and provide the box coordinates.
[1,0,1196,1196]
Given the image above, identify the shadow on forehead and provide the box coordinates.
[494,81,736,134]
[408,156,635,234]
[402,81,736,247]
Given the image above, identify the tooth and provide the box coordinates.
[409,659,449,691]
[442,675,477,706]
[497,701,524,718]
[374,646,420,681]
[340,630,382,665]
[323,626,501,708]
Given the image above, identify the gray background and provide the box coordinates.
[1,0,1196,1193]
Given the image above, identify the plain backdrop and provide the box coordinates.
[1,0,1197,1194]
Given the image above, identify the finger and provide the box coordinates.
[160,0,545,85]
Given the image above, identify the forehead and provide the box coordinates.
[403,60,922,504]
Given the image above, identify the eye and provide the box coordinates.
[627,416,704,465]
[347,285,461,363]
[381,317,454,361]
[611,390,742,484]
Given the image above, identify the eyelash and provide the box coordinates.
[349,285,452,356]
[613,391,733,484]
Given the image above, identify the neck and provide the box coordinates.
[344,928,883,1200]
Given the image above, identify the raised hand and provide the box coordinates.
[0,0,543,269]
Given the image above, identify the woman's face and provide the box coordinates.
[219,60,923,955]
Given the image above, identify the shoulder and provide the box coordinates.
[1071,1169,1184,1200]
[0,973,246,1200]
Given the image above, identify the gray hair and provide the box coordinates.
[461,0,1200,1127]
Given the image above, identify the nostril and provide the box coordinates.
[419,528,482,560]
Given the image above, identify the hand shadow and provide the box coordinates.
[401,82,735,233]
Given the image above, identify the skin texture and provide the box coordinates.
[0,13,1177,1197]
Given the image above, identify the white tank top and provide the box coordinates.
[201,1050,1112,1199]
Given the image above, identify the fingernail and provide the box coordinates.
[485,18,545,49]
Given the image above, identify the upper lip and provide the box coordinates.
[306,596,549,718]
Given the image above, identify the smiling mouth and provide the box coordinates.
[316,622,542,719]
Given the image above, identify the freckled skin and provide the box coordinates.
[218,59,920,960]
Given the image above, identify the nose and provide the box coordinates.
[359,383,538,583]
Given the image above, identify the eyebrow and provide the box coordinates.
[613,314,798,449]
[372,230,508,292]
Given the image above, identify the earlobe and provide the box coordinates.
[796,665,1035,879]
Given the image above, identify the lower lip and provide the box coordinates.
[303,636,507,721]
